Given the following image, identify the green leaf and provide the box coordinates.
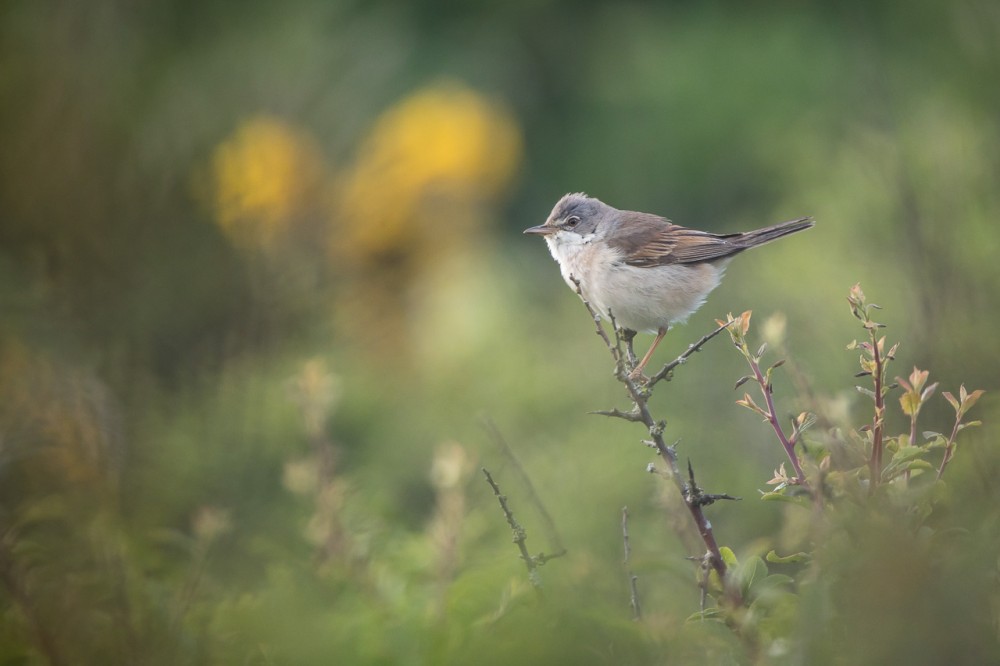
[888,445,924,463]
[899,391,920,417]
[719,546,739,568]
[882,457,934,482]
[856,386,877,400]
[739,556,768,599]
[959,388,985,418]
[923,434,947,449]
[760,491,811,508]
[766,550,812,564]
[756,573,794,590]
[736,393,768,417]
[745,574,796,607]
[943,391,960,413]
[909,367,929,391]
[686,607,727,623]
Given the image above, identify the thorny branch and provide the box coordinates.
[649,323,730,387]
[569,277,738,602]
[482,467,562,588]
[481,417,567,559]
[589,407,643,422]
[685,460,741,507]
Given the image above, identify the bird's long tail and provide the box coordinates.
[736,217,815,248]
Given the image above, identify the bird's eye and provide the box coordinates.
[565,216,581,228]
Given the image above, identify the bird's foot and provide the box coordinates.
[627,367,651,385]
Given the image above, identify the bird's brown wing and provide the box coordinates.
[608,212,743,268]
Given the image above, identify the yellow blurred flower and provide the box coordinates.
[209,116,328,250]
[337,81,522,260]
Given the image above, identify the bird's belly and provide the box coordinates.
[589,262,725,333]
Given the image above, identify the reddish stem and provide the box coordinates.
[750,357,808,486]
[620,374,731,587]
[869,336,885,490]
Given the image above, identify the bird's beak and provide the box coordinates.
[523,224,555,236]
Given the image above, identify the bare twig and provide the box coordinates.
[621,507,641,620]
[648,322,729,387]
[685,460,741,507]
[590,407,643,422]
[483,467,564,588]
[687,554,712,613]
[620,328,639,369]
[481,418,567,559]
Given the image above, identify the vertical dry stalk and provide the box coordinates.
[621,507,641,620]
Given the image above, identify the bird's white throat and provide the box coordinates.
[544,230,597,265]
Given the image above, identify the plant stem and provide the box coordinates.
[571,280,736,599]
[482,467,543,588]
[648,322,729,387]
[749,356,808,486]
[622,507,641,620]
[870,334,885,490]
[622,371,730,584]
[481,418,567,559]
[904,412,919,484]
[935,414,963,480]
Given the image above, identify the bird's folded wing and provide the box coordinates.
[609,213,741,267]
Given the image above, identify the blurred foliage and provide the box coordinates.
[1,0,999,664]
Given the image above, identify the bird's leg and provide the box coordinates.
[629,327,667,380]
[620,328,639,369]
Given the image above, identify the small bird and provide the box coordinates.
[524,193,813,378]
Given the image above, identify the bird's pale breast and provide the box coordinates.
[548,233,726,333]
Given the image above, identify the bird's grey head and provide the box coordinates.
[523,193,613,239]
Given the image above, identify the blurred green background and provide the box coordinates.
[1,1,999,664]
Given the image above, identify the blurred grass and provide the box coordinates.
[1,0,999,663]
